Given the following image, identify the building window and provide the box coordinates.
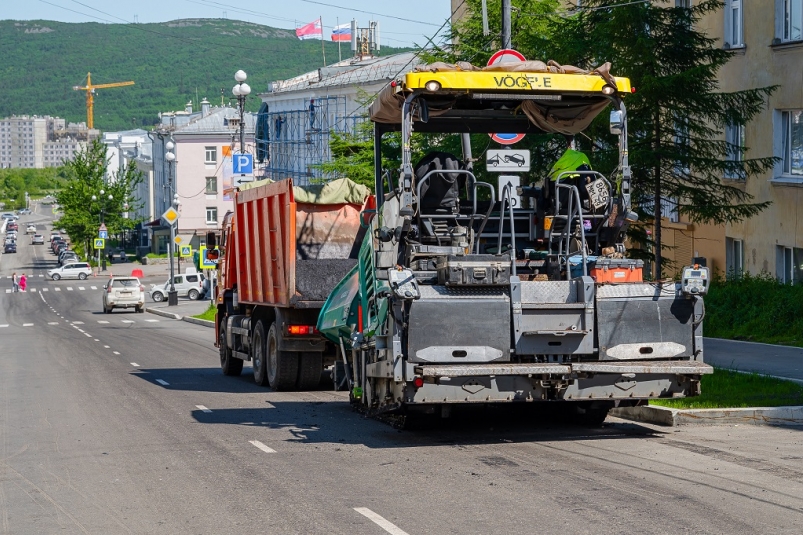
[205,176,218,194]
[782,0,803,41]
[781,110,803,177]
[725,0,743,47]
[205,146,217,164]
[206,207,218,224]
[776,246,803,284]
[726,238,744,278]
[724,122,745,179]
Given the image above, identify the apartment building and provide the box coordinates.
[0,115,94,168]
[699,1,803,282]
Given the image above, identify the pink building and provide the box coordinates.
[150,100,255,253]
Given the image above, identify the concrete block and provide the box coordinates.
[611,405,803,428]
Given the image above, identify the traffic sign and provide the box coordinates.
[98,230,108,239]
[486,149,531,172]
[233,152,253,174]
[161,207,180,226]
[94,238,105,249]
[180,245,193,257]
[174,234,193,245]
[488,49,527,146]
[199,246,219,269]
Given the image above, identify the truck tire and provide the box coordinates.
[266,323,298,391]
[297,352,322,390]
[570,402,610,426]
[252,320,269,386]
[219,321,243,376]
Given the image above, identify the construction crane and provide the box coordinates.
[72,72,135,129]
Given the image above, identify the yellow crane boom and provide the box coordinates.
[72,72,135,129]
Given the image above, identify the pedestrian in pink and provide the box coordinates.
[19,273,27,292]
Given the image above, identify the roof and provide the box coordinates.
[265,51,423,95]
[173,107,256,135]
[369,60,629,136]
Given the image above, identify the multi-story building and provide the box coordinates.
[0,115,95,168]
[698,1,803,282]
[148,99,255,253]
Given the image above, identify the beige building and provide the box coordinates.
[0,115,94,169]
[698,1,803,282]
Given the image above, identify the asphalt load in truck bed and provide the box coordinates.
[294,259,357,302]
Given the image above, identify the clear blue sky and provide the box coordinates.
[1,0,454,48]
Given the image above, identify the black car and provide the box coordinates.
[3,242,16,253]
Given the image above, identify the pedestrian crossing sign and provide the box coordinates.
[94,238,105,249]
[180,245,192,257]
[199,246,219,269]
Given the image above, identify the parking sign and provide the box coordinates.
[232,153,253,174]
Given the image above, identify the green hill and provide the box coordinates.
[0,19,407,131]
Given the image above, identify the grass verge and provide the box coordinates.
[193,303,216,322]
[650,368,803,409]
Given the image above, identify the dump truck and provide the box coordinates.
[311,59,714,423]
[212,178,374,390]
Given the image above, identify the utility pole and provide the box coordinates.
[501,0,512,49]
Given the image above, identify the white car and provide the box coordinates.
[26,225,36,234]
[149,272,206,302]
[103,277,145,313]
[47,262,92,280]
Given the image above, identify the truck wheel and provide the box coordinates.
[266,323,298,391]
[297,352,322,390]
[569,402,610,426]
[252,320,269,386]
[219,321,243,376]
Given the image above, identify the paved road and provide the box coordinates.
[1,206,803,533]
[704,338,803,383]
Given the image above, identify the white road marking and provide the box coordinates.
[249,440,276,454]
[72,321,84,325]
[145,319,159,323]
[48,322,58,325]
[121,320,135,324]
[83,332,92,337]
[130,362,140,367]
[97,320,109,324]
[42,288,48,291]
[55,287,61,291]
[23,323,34,327]
[0,325,8,328]
[155,379,169,386]
[104,345,110,348]
[196,405,212,413]
[113,351,120,355]
[30,288,37,292]
[90,286,97,290]
[78,286,85,290]
[4,289,9,294]
[67,287,73,291]
[353,508,411,535]
[94,339,99,341]
[38,274,43,277]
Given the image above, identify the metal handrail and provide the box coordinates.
[496,183,518,276]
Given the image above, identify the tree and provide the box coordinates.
[441,0,777,277]
[55,140,143,259]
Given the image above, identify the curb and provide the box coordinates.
[183,316,214,328]
[144,307,182,320]
[611,405,803,428]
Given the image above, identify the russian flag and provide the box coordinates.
[296,18,322,40]
[331,23,351,42]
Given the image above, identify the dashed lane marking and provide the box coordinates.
[155,379,169,386]
[249,440,276,454]
[145,319,159,323]
[38,274,43,277]
[54,288,61,291]
[353,508,411,535]
[48,322,58,325]
[113,351,120,355]
[78,286,85,291]
[97,321,109,324]
[23,324,34,327]
[4,289,9,294]
[72,321,84,325]
[94,339,99,341]
[0,325,8,328]
[196,405,212,413]
[90,286,97,290]
[30,289,36,292]
[130,363,140,367]
[42,288,48,291]
[83,333,92,337]
[121,320,135,324]
[67,287,73,291]
[104,345,110,348]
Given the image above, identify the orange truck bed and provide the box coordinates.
[220,179,368,308]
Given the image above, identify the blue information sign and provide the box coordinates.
[233,153,253,174]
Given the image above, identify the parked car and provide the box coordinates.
[59,251,79,265]
[7,222,18,231]
[6,230,17,240]
[26,224,36,234]
[31,234,44,245]
[3,242,16,253]
[149,271,206,302]
[54,242,68,255]
[47,262,92,280]
[102,277,145,313]
[1,213,15,220]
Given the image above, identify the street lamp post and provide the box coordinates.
[165,143,179,306]
[232,70,251,155]
[91,189,113,272]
